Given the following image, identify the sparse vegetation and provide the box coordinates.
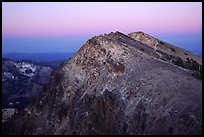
[185,58,200,71]
[173,57,184,67]
[192,71,202,80]
[184,52,188,56]
[184,58,202,79]
[159,41,164,45]
[140,48,145,51]
[171,48,175,52]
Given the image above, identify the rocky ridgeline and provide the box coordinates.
[128,31,160,47]
[2,31,202,135]
[128,32,202,79]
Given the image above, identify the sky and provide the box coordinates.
[2,2,202,55]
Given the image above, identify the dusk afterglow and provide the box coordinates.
[2,2,202,55]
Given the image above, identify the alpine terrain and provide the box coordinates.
[2,58,53,122]
[2,31,202,135]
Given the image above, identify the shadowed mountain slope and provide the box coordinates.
[2,31,202,135]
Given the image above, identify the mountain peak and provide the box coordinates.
[3,31,202,135]
[128,31,159,47]
[131,31,146,34]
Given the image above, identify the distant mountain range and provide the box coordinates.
[2,58,53,110]
[2,52,75,62]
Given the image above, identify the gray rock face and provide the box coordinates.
[2,31,202,135]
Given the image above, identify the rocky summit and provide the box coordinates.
[2,31,202,135]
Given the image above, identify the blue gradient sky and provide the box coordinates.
[2,2,202,55]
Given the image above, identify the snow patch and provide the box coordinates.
[2,72,14,81]
[14,62,37,77]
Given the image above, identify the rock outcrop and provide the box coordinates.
[2,31,202,135]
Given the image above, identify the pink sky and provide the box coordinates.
[2,2,202,38]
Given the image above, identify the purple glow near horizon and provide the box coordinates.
[2,2,202,38]
[2,2,202,55]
